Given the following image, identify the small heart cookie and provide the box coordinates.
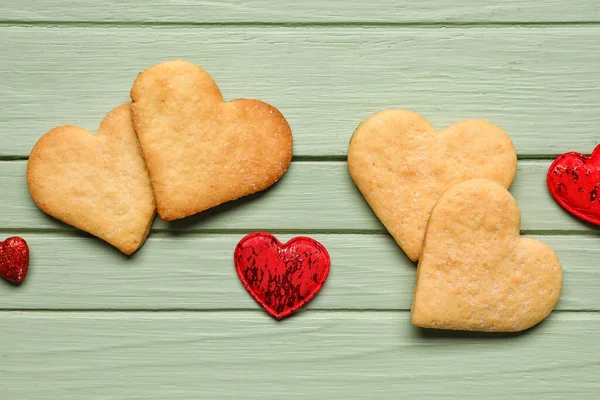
[412,179,563,332]
[348,110,517,261]
[130,60,293,221]
[27,104,156,255]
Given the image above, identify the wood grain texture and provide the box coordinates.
[1,0,599,23]
[2,26,599,157]
[1,160,593,232]
[1,311,599,399]
[0,233,597,310]
[2,1,599,396]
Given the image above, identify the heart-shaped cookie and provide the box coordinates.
[27,104,156,255]
[348,110,517,261]
[130,60,293,221]
[0,237,29,284]
[547,144,600,225]
[234,232,330,319]
[412,179,562,332]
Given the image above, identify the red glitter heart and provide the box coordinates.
[547,144,600,226]
[234,232,330,319]
[0,237,30,284]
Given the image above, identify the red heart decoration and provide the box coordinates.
[234,232,330,319]
[547,144,600,226]
[0,237,30,284]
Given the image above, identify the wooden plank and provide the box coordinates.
[0,233,597,310]
[2,26,599,157]
[0,311,598,399]
[1,0,598,23]
[0,160,592,232]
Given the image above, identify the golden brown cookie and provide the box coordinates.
[348,110,517,261]
[27,104,156,255]
[130,60,293,221]
[412,178,563,332]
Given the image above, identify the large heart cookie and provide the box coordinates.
[348,110,517,261]
[412,179,563,332]
[27,104,156,255]
[130,60,293,221]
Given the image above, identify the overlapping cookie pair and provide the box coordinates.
[27,60,293,255]
[349,110,563,332]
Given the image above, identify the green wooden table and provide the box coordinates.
[1,1,599,398]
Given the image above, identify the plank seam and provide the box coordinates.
[1,21,599,28]
[0,308,596,313]
[0,228,598,236]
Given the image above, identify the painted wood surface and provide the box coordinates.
[2,26,599,157]
[0,233,597,311]
[1,312,599,400]
[1,0,599,23]
[2,1,599,398]
[0,160,594,232]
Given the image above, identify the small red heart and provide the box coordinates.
[234,232,330,320]
[547,144,600,225]
[0,237,30,284]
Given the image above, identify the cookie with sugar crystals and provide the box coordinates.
[130,60,293,221]
[348,110,517,261]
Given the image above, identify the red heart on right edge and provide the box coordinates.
[547,144,600,225]
[234,232,330,320]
